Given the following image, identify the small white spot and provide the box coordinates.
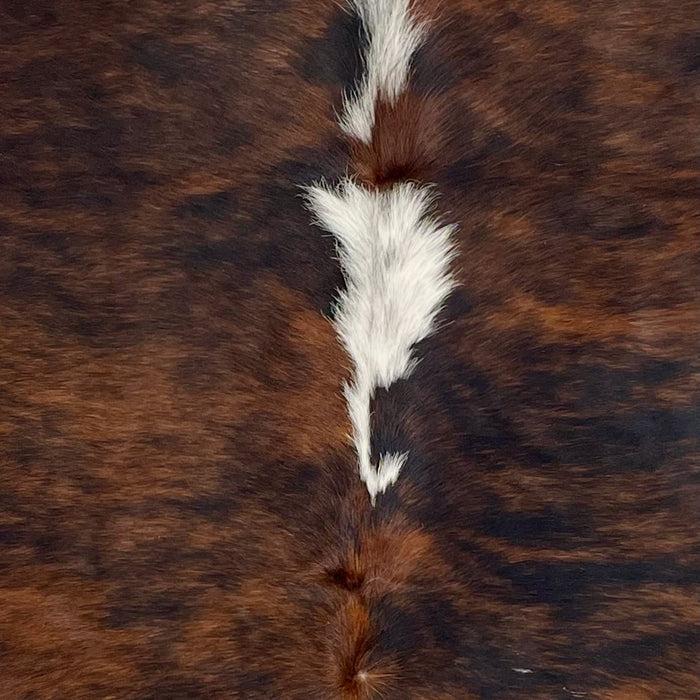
[512,668,534,674]
[340,0,425,142]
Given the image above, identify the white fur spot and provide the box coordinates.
[340,0,425,143]
[306,181,456,502]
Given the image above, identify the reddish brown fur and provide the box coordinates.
[350,92,447,188]
[1,0,698,698]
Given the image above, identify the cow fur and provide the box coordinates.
[0,0,698,698]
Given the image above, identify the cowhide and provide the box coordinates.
[0,1,698,698]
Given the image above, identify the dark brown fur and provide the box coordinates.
[0,0,698,698]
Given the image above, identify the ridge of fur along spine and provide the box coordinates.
[306,0,457,504]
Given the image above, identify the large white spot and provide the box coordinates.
[307,181,456,501]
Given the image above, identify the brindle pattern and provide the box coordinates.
[0,1,698,698]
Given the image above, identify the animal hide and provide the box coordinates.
[0,0,698,698]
